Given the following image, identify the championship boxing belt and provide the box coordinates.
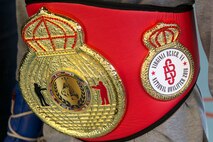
[19,1,200,141]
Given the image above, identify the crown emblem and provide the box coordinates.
[141,23,194,101]
[22,8,83,56]
[143,23,180,49]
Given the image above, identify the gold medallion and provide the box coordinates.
[19,7,125,138]
[48,71,91,111]
[141,23,194,101]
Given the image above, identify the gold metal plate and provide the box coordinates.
[141,23,194,101]
[19,7,125,138]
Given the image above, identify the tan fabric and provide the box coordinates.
[195,0,213,96]
[16,1,28,79]
[106,0,195,6]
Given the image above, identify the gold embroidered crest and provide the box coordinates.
[141,23,194,100]
[19,7,125,138]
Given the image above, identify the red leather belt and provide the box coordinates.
[22,1,199,141]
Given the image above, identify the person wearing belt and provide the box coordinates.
[3,0,212,141]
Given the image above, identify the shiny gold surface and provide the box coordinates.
[141,23,194,100]
[19,8,125,138]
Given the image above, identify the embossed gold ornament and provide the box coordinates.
[19,7,126,138]
[141,23,194,100]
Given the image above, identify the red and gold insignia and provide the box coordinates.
[19,7,126,138]
[141,23,194,100]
